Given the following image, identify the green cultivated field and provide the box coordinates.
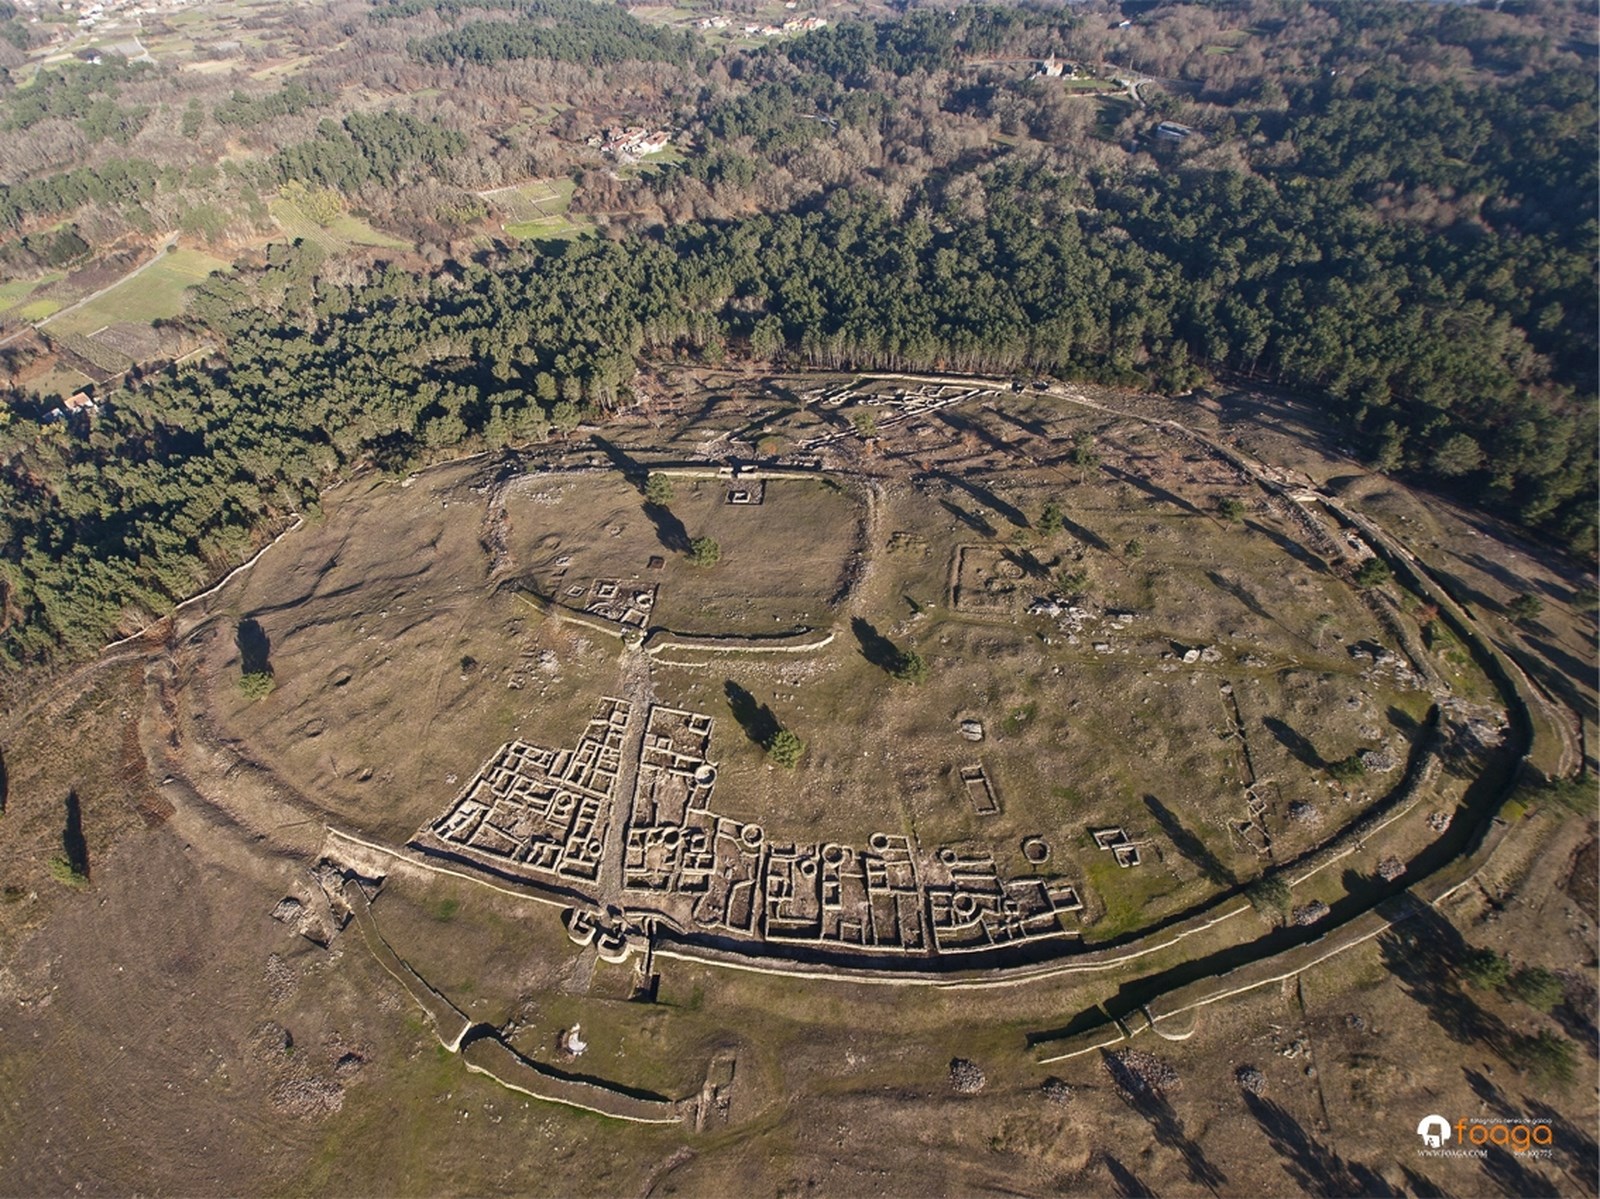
[269,198,409,253]
[484,178,593,241]
[43,248,228,336]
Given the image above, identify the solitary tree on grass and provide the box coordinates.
[1506,966,1563,1012]
[689,536,720,566]
[1506,593,1543,625]
[1328,753,1367,784]
[1071,432,1100,483]
[1459,947,1510,990]
[644,472,674,506]
[1053,566,1088,597]
[1354,558,1391,588]
[766,728,805,768]
[891,648,928,684]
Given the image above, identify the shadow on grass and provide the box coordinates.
[1525,1095,1599,1194]
[939,498,995,538]
[1378,905,1511,1056]
[589,435,644,488]
[1244,517,1328,573]
[1262,717,1325,770]
[1242,1092,1396,1197]
[1145,794,1236,888]
[643,503,690,554]
[724,681,779,749]
[1100,1152,1154,1198]
[1398,1165,1454,1198]
[851,617,902,674]
[62,788,89,880]
[1101,1050,1226,1194]
[236,617,272,676]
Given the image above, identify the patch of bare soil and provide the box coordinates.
[1567,836,1598,924]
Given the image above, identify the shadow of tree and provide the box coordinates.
[1378,903,1511,1056]
[937,465,1029,529]
[1481,1144,1555,1197]
[1262,716,1326,770]
[1145,794,1236,887]
[1101,1050,1226,1194]
[589,434,644,489]
[236,617,272,676]
[1525,1096,1599,1195]
[989,406,1049,440]
[1387,705,1419,735]
[724,681,779,749]
[1208,569,1296,639]
[1103,462,1202,518]
[851,617,902,674]
[1522,636,1599,724]
[1001,546,1049,581]
[1242,1092,1396,1197]
[1100,1152,1154,1198]
[643,502,690,554]
[939,497,995,539]
[1244,518,1328,573]
[1399,1165,1455,1198]
[1551,984,1600,1061]
[1434,562,1500,613]
[62,788,89,880]
[1463,1066,1508,1111]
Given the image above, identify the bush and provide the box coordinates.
[1245,874,1291,922]
[1509,1029,1576,1085]
[689,536,720,566]
[1354,558,1392,588]
[766,728,805,768]
[1217,497,1246,522]
[644,472,674,506]
[890,648,928,684]
[1506,592,1544,623]
[1506,966,1564,1012]
[1053,566,1088,596]
[1327,753,1367,783]
[1459,947,1510,990]
[1530,773,1596,817]
[48,854,87,888]
[239,671,276,700]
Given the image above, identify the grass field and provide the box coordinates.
[483,178,595,241]
[269,198,409,253]
[17,298,63,321]
[25,361,94,399]
[0,271,64,310]
[503,215,593,241]
[42,248,228,337]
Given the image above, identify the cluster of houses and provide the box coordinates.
[587,126,674,161]
[700,14,828,38]
[15,0,198,28]
[39,391,100,426]
[1034,56,1082,79]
